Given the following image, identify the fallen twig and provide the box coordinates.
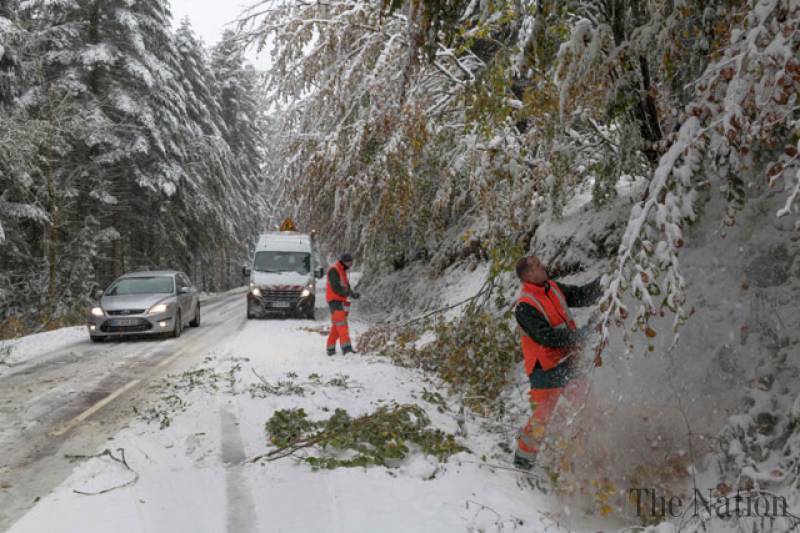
[64,448,139,496]
[460,459,545,479]
[395,278,495,330]
[251,367,270,386]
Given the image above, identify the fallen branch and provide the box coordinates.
[394,278,495,330]
[64,448,139,496]
[251,404,466,467]
[460,459,545,480]
[251,367,270,386]
[250,429,331,464]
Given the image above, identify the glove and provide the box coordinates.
[350,291,360,300]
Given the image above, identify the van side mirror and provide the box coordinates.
[315,267,324,279]
[242,266,251,277]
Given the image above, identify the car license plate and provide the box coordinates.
[111,319,139,326]
[270,302,291,308]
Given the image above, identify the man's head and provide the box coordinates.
[340,253,354,269]
[516,255,549,285]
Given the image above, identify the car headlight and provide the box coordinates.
[251,287,262,297]
[148,303,169,314]
[301,288,311,297]
[91,307,104,317]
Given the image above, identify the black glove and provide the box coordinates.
[350,291,360,300]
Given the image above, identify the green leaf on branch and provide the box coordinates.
[259,404,468,469]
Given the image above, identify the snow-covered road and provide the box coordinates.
[1,285,575,533]
[0,290,249,530]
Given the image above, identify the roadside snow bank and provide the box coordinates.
[0,327,86,371]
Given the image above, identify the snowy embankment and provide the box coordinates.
[6,279,587,533]
[358,174,800,531]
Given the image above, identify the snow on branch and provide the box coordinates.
[594,0,800,359]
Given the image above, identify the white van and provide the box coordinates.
[242,232,324,319]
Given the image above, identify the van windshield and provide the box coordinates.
[253,252,310,274]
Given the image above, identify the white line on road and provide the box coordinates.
[48,339,199,437]
[50,378,142,436]
[48,297,245,437]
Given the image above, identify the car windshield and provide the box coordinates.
[106,276,174,295]
[253,251,310,274]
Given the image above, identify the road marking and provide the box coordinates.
[49,344,190,437]
[155,345,191,369]
[48,294,244,437]
[50,379,142,436]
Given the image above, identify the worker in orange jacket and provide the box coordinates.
[513,255,601,470]
[326,253,360,356]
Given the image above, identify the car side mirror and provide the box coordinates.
[93,289,104,300]
[315,267,324,279]
[178,286,193,294]
[242,266,251,277]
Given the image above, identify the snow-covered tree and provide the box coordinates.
[1,1,269,327]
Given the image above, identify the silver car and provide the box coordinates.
[87,271,200,342]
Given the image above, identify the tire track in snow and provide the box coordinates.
[220,406,258,533]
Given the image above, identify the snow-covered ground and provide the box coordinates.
[8,180,795,533]
[2,281,600,533]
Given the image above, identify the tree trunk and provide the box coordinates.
[45,169,58,319]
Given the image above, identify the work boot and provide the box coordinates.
[326,347,336,357]
[513,451,536,471]
[342,345,357,355]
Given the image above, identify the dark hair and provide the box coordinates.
[340,253,354,264]
[515,256,532,279]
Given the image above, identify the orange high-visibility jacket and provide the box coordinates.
[517,281,577,374]
[326,261,350,304]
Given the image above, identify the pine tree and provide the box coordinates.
[1,1,269,329]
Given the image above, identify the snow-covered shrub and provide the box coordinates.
[378,306,521,414]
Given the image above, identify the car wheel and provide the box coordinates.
[247,308,254,319]
[190,303,200,327]
[90,335,106,343]
[172,311,182,338]
[306,308,315,320]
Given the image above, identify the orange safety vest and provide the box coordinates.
[326,261,350,304]
[517,280,577,375]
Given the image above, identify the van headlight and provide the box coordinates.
[251,287,262,297]
[301,288,311,297]
[91,307,104,317]
[148,303,169,314]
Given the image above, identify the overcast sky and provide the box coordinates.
[169,0,269,68]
